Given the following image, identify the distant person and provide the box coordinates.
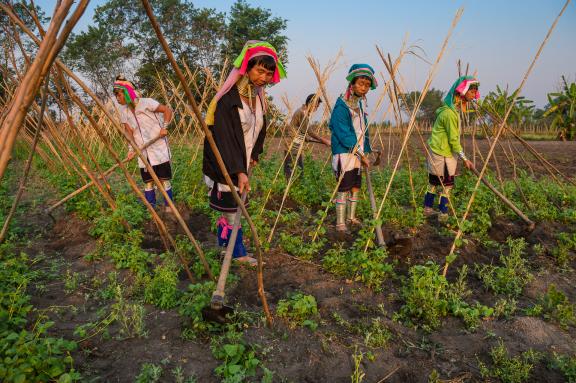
[114,76,174,212]
[329,64,377,233]
[203,40,286,265]
[283,94,330,180]
[423,76,479,220]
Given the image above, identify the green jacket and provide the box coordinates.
[427,104,462,157]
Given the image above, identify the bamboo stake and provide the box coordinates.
[0,0,81,180]
[68,89,197,282]
[443,0,571,277]
[24,2,210,280]
[46,136,164,214]
[366,8,464,252]
[0,75,50,243]
[379,48,462,227]
[140,0,272,326]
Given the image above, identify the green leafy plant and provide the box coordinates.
[211,327,273,383]
[178,281,220,338]
[144,261,181,309]
[279,232,326,261]
[552,232,576,269]
[549,352,576,383]
[478,340,541,383]
[395,262,449,332]
[363,318,392,348]
[323,224,394,291]
[493,298,518,319]
[476,237,532,297]
[446,265,493,330]
[135,362,163,383]
[350,346,366,383]
[276,292,319,330]
[0,245,81,383]
[525,284,575,329]
[64,269,80,294]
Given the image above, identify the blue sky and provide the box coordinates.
[36,0,576,110]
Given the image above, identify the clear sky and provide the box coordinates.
[35,0,576,111]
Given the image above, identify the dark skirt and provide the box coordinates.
[335,164,362,192]
[428,163,455,187]
[209,184,249,213]
[140,161,172,183]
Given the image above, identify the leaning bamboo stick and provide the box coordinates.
[140,0,272,326]
[0,75,50,243]
[365,10,464,254]
[0,0,81,180]
[443,0,571,277]
[46,136,164,214]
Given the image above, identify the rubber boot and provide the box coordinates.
[347,190,360,225]
[335,191,348,232]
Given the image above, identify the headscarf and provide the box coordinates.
[344,63,378,100]
[113,79,138,105]
[205,40,286,125]
[444,75,480,109]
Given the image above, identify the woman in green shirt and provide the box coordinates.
[424,76,479,218]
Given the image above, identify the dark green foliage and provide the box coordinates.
[525,284,575,329]
[478,340,541,383]
[476,238,532,297]
[276,292,319,330]
[400,88,444,124]
[0,244,81,382]
[223,0,288,66]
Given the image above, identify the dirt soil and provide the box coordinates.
[9,139,576,382]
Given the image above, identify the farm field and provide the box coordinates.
[1,137,575,383]
[2,1,576,382]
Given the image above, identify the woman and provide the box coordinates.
[114,76,174,212]
[329,64,377,233]
[203,40,286,264]
[423,76,479,219]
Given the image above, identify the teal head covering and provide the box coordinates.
[346,64,378,89]
[444,75,480,109]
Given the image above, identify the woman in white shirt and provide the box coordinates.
[113,77,174,212]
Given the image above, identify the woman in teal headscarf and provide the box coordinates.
[423,76,479,219]
[329,64,377,233]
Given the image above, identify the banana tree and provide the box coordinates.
[480,85,535,125]
[543,76,576,140]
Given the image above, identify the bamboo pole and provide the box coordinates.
[0,75,50,243]
[22,2,211,280]
[366,8,465,252]
[0,0,83,180]
[140,0,272,326]
[45,136,164,214]
[442,0,571,277]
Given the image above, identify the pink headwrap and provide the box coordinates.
[455,79,480,100]
[113,80,139,104]
[205,40,286,125]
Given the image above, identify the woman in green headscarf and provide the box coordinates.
[423,76,479,219]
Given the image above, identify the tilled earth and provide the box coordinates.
[10,138,576,382]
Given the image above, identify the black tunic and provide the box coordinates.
[202,85,267,187]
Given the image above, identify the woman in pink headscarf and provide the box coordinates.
[424,76,479,220]
[113,76,175,213]
[203,41,286,265]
